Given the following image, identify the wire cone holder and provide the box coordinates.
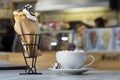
[17,34,42,75]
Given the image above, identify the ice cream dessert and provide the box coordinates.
[116,29,120,46]
[13,4,41,57]
[101,30,112,48]
[89,31,98,48]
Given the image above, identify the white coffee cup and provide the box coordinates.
[56,50,95,69]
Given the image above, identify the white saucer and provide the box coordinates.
[48,67,93,74]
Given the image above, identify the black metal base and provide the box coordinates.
[19,73,42,75]
[18,34,42,75]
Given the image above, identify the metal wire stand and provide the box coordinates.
[18,34,42,75]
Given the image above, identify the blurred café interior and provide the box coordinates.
[0,0,120,71]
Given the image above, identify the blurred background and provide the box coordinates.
[0,0,119,70]
[0,0,118,52]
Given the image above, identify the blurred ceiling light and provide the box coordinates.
[62,6,110,13]
[61,36,68,41]
[50,42,57,46]
[35,0,109,11]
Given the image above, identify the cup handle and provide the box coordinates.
[84,55,95,67]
